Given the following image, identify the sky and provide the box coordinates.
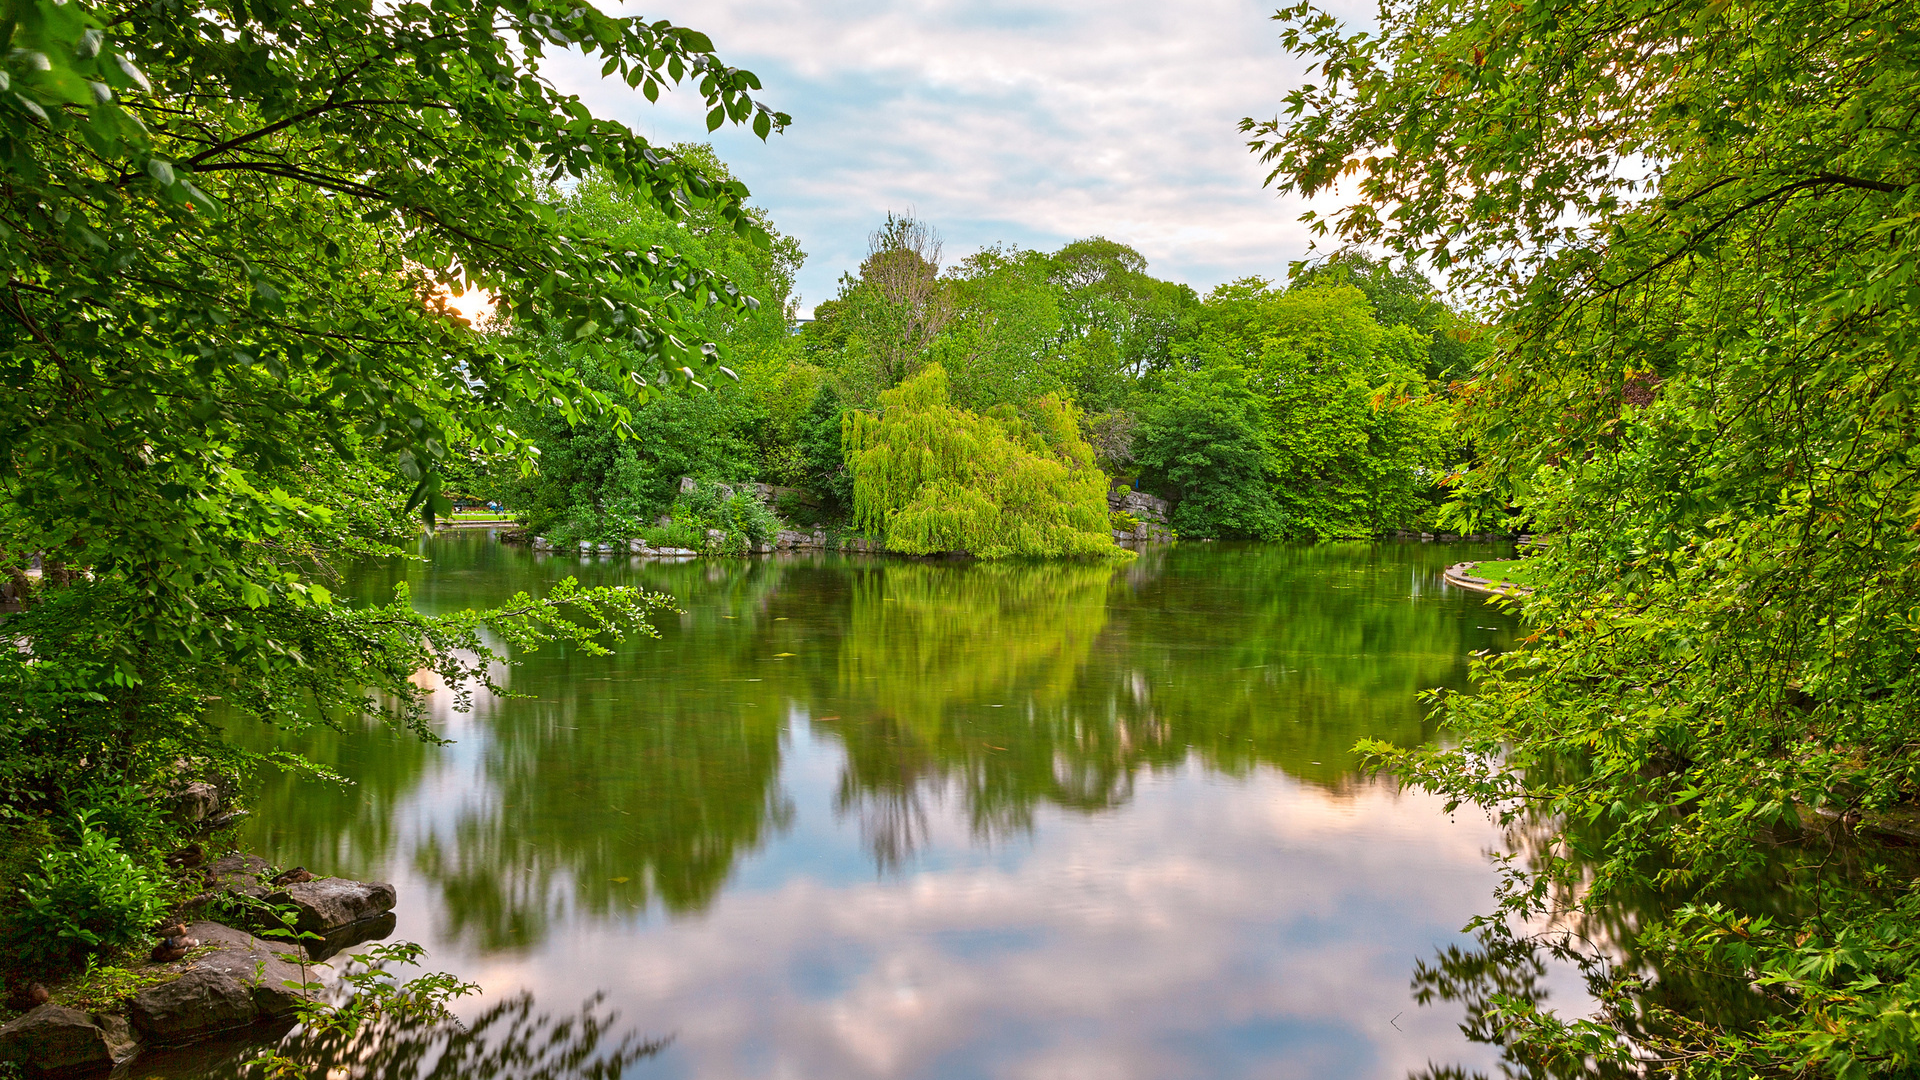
[543,0,1376,317]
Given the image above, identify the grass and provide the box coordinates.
[449,511,512,522]
[1471,558,1545,588]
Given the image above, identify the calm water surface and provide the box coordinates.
[226,534,1557,1079]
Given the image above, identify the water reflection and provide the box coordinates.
[226,536,1535,1078]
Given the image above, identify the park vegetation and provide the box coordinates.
[0,0,778,1009]
[1242,0,1920,1073]
[488,197,1486,553]
[0,0,1478,1014]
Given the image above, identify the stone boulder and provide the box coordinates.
[128,922,314,1043]
[201,852,271,899]
[267,877,396,937]
[305,910,397,963]
[172,781,220,823]
[0,1005,138,1074]
[627,538,650,554]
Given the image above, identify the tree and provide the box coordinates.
[834,213,952,399]
[1290,250,1490,382]
[1165,280,1450,538]
[493,155,805,542]
[1048,237,1199,409]
[1246,0,1920,1072]
[928,245,1068,411]
[842,365,1124,559]
[0,0,789,971]
[1132,365,1286,540]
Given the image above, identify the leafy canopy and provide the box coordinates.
[0,0,786,902]
[843,365,1126,559]
[1245,0,1920,1073]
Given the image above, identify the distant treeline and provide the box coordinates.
[461,147,1493,553]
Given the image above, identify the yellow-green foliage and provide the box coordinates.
[843,365,1126,559]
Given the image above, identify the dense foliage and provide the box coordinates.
[0,0,780,978]
[1144,278,1454,538]
[1244,0,1920,1072]
[843,365,1123,559]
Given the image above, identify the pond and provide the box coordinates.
[209,534,1567,1078]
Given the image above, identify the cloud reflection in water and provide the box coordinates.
[238,539,1567,1079]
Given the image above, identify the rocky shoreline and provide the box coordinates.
[0,853,397,1076]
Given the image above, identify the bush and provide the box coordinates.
[59,778,171,857]
[668,483,784,553]
[11,812,166,971]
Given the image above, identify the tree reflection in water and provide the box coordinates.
[263,990,666,1080]
[237,537,1511,952]
[1407,794,1918,1078]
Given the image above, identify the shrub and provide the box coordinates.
[668,483,783,553]
[60,778,172,857]
[11,812,166,971]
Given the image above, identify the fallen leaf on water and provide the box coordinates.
[773,652,796,657]
[610,876,630,883]
[774,617,789,620]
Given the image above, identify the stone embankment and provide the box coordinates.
[1443,562,1534,597]
[0,853,398,1076]
[1108,489,1173,544]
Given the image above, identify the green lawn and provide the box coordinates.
[1470,558,1544,588]
[450,511,513,522]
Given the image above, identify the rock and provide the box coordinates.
[266,877,396,936]
[775,529,809,549]
[304,910,397,963]
[202,852,271,898]
[679,475,698,495]
[752,543,773,554]
[1108,489,1172,522]
[627,538,650,554]
[594,543,614,554]
[200,809,249,831]
[651,547,697,557]
[577,540,593,552]
[703,528,726,551]
[0,1005,138,1073]
[532,536,551,551]
[128,922,315,1043]
[172,781,220,823]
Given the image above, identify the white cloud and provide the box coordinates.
[549,0,1378,314]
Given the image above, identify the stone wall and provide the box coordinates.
[1109,488,1174,544]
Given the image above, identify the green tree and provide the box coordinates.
[1290,250,1491,382]
[843,365,1125,559]
[0,0,786,970]
[1048,237,1199,409]
[1164,280,1451,538]
[1132,365,1285,540]
[928,245,1069,411]
[1246,0,1920,1072]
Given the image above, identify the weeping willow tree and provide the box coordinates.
[843,365,1125,559]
